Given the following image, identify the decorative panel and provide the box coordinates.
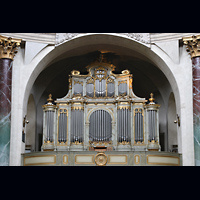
[108,155,128,164]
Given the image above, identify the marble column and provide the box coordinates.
[183,35,200,165]
[0,35,21,166]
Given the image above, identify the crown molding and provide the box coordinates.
[1,33,199,46]
[0,33,56,44]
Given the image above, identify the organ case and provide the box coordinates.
[41,55,161,152]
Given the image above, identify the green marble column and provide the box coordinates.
[183,35,200,165]
[0,59,13,165]
[0,36,21,166]
[192,57,200,165]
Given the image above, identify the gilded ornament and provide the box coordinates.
[95,152,107,166]
[121,69,130,75]
[183,35,200,58]
[0,35,21,60]
[71,70,80,75]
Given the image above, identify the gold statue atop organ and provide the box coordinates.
[42,54,161,152]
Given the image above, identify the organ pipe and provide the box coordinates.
[71,106,84,144]
[58,110,67,143]
[89,110,112,142]
[134,108,144,143]
[145,93,160,143]
[117,106,131,144]
[42,94,57,144]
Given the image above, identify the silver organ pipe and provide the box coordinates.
[74,82,83,96]
[117,107,131,143]
[42,94,56,143]
[86,83,94,97]
[46,110,54,141]
[107,82,115,97]
[95,79,106,97]
[89,110,112,142]
[118,82,127,96]
[148,110,156,141]
[71,108,84,143]
[134,109,144,143]
[146,93,160,146]
[58,111,67,143]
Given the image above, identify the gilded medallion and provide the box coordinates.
[95,153,107,166]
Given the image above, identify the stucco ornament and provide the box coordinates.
[55,33,150,46]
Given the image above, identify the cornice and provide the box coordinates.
[0,33,56,44]
[1,33,198,46]
[150,33,200,43]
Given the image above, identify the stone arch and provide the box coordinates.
[22,34,181,116]
[22,34,181,150]
[11,33,194,165]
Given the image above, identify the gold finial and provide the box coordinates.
[71,70,80,75]
[47,94,53,104]
[121,69,130,75]
[149,93,155,103]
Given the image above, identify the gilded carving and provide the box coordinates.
[0,35,21,60]
[95,152,107,166]
[183,35,200,58]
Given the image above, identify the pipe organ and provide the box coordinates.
[42,55,161,152]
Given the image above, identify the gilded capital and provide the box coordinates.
[182,35,200,58]
[0,35,21,60]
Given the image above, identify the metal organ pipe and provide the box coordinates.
[46,111,49,141]
[45,109,55,142]
[89,110,112,142]
[117,107,131,143]
[148,110,157,141]
[134,109,144,143]
[71,108,84,143]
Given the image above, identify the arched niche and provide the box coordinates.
[25,94,36,152]
[167,92,178,152]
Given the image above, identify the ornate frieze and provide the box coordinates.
[0,35,21,60]
[183,35,200,58]
[55,33,150,46]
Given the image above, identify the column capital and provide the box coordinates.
[0,35,21,60]
[182,35,200,59]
